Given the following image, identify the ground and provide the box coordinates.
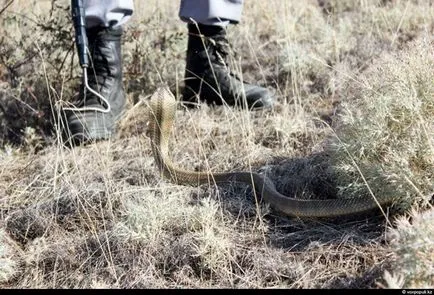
[0,0,433,289]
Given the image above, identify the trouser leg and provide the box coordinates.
[83,0,134,28]
[179,0,244,26]
[83,0,242,28]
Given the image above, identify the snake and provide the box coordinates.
[146,87,396,218]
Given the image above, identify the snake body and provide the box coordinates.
[147,87,395,218]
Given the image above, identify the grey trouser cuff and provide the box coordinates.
[84,0,134,28]
[179,0,244,26]
[83,0,244,28]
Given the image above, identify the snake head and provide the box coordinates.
[146,86,177,139]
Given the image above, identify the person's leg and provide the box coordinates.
[84,0,133,28]
[63,0,134,145]
[179,0,243,26]
[179,0,274,109]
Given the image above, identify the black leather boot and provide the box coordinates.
[62,26,125,145]
[182,23,274,109]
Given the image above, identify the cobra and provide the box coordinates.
[146,87,396,218]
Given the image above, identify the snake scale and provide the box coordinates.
[147,87,395,218]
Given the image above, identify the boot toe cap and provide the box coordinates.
[245,87,275,109]
[62,111,115,145]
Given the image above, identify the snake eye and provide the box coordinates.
[144,121,152,137]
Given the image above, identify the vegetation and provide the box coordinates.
[0,0,433,289]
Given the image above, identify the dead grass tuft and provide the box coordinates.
[386,208,434,288]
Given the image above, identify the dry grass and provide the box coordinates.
[1,0,433,289]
